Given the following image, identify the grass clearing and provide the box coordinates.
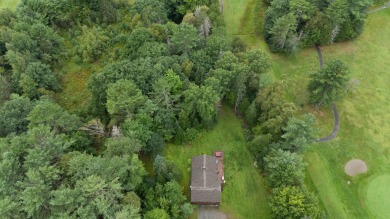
[0,0,19,9]
[362,174,390,218]
[225,0,390,218]
[54,61,97,112]
[165,106,271,219]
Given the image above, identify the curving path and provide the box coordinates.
[315,45,340,142]
[315,45,324,69]
[317,103,339,142]
[369,1,390,13]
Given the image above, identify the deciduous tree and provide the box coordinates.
[264,149,305,187]
[269,186,323,219]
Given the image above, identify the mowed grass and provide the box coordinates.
[361,174,390,218]
[224,0,252,35]
[225,0,390,218]
[0,0,19,9]
[165,106,271,219]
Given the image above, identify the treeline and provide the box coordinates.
[262,0,372,53]
[245,82,324,218]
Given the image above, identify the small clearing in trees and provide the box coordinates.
[344,159,368,176]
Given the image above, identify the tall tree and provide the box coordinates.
[106,79,147,121]
[268,13,299,54]
[0,94,34,137]
[269,186,323,219]
[264,149,305,188]
[281,113,318,152]
[19,61,59,98]
[27,100,81,133]
[153,155,182,184]
[308,59,350,106]
[171,23,200,54]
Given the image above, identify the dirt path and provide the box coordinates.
[369,1,390,13]
[315,45,340,142]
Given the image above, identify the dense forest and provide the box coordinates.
[263,0,371,53]
[0,0,364,218]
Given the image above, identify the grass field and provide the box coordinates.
[165,106,271,218]
[224,0,390,218]
[0,0,19,9]
[362,174,390,218]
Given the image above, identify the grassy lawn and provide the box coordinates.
[225,0,390,218]
[165,106,271,219]
[0,0,19,9]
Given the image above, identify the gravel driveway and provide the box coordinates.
[198,206,228,219]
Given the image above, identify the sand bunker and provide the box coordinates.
[344,159,368,176]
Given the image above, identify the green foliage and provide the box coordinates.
[0,76,11,106]
[51,175,123,218]
[66,153,146,191]
[122,191,141,208]
[115,205,141,219]
[106,79,146,120]
[133,0,168,26]
[263,0,371,53]
[153,155,182,184]
[281,113,318,152]
[19,61,59,98]
[151,69,182,111]
[75,26,109,63]
[269,186,323,219]
[171,22,200,54]
[179,82,220,129]
[144,181,193,219]
[245,49,271,75]
[124,27,154,60]
[268,13,299,53]
[264,149,305,188]
[0,94,34,136]
[144,208,170,219]
[232,36,247,53]
[27,99,81,133]
[105,136,143,156]
[308,59,350,106]
[3,20,62,71]
[250,83,296,165]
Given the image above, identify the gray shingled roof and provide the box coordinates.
[191,155,221,204]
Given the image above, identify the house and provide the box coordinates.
[190,153,225,205]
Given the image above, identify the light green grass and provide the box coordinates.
[362,174,390,218]
[165,106,271,219]
[0,0,20,9]
[224,0,251,35]
[224,0,390,218]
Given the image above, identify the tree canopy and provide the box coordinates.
[263,0,371,53]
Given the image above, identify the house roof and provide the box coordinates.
[215,151,223,158]
[191,155,221,204]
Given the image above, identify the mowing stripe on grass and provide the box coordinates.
[0,0,20,9]
[306,152,350,218]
